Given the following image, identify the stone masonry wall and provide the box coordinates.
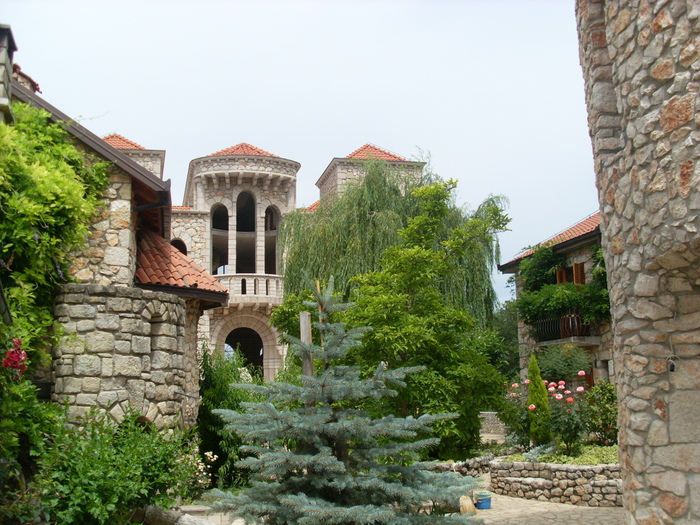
[489,461,623,507]
[53,284,196,427]
[70,168,136,287]
[577,1,700,523]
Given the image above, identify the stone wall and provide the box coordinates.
[70,169,136,287]
[171,209,209,268]
[53,284,197,427]
[577,1,700,523]
[122,150,165,179]
[489,460,622,507]
[0,25,15,124]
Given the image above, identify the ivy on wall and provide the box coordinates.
[515,245,610,325]
[0,102,109,367]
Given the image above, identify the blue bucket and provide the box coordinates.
[475,491,492,509]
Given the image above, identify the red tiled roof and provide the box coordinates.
[346,144,407,162]
[136,229,227,294]
[509,212,601,263]
[208,143,278,157]
[103,133,145,150]
[172,206,191,210]
[300,200,320,213]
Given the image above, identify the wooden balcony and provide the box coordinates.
[529,310,600,347]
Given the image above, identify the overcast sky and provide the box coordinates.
[4,0,599,303]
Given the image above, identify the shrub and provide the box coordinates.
[537,344,591,383]
[586,379,618,446]
[23,409,197,524]
[527,355,552,445]
[198,344,263,488]
[547,380,588,455]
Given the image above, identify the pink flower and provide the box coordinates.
[543,380,547,384]
[558,385,565,390]
[3,340,28,377]
[566,397,574,403]
[528,404,536,411]
[548,387,555,392]
[555,394,563,400]
[578,370,586,377]
[524,379,530,384]
[558,380,565,386]
[576,386,585,392]
[565,390,571,395]
[548,382,556,388]
[512,383,519,389]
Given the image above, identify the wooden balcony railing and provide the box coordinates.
[529,310,593,342]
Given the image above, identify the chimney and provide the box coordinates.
[0,24,17,124]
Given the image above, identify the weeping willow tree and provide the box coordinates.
[279,159,507,323]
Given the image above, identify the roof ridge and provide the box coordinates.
[102,133,145,150]
[208,142,279,158]
[346,143,408,162]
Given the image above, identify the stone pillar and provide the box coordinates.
[577,1,700,523]
[0,25,17,124]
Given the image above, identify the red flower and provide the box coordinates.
[566,397,574,403]
[3,339,28,377]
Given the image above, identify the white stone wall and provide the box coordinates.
[70,168,136,287]
[171,209,209,269]
[122,150,165,179]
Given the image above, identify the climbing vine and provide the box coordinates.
[0,102,109,367]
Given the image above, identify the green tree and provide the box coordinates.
[486,300,520,378]
[207,283,481,524]
[527,355,552,446]
[344,181,509,458]
[279,160,507,324]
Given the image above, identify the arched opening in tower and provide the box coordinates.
[211,204,229,274]
[236,192,256,273]
[265,207,279,274]
[225,327,264,374]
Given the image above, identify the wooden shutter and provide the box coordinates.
[555,268,567,284]
[573,263,585,284]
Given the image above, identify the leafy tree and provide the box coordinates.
[207,282,481,524]
[344,181,509,458]
[279,160,507,324]
[527,355,552,446]
[486,300,520,378]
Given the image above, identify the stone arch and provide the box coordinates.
[171,238,187,256]
[211,203,229,275]
[225,327,264,374]
[210,311,281,381]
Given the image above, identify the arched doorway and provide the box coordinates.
[225,327,263,373]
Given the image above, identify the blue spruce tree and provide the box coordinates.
[207,280,482,524]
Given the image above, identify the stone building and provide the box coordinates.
[577,2,700,523]
[499,211,614,384]
[170,142,422,381]
[3,34,228,427]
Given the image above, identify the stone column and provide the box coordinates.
[577,1,700,523]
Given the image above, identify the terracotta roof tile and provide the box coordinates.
[136,230,227,294]
[509,212,601,263]
[102,133,145,150]
[346,144,407,162]
[300,200,320,213]
[208,143,278,157]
